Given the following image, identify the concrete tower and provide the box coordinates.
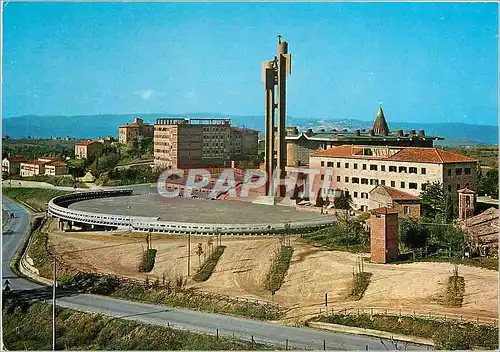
[262,35,291,196]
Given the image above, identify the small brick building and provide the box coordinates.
[369,185,421,219]
[368,207,399,264]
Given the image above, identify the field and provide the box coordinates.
[46,220,498,323]
[3,187,71,212]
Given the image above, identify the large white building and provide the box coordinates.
[309,145,478,212]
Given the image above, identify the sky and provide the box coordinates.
[2,2,498,125]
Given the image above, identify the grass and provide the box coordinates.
[264,245,294,293]
[2,298,276,350]
[393,255,498,271]
[300,226,370,254]
[193,245,226,282]
[2,187,71,212]
[58,272,284,321]
[6,174,88,188]
[348,272,372,300]
[313,314,498,350]
[138,248,157,272]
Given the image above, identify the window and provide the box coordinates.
[391,181,395,187]
[321,161,325,167]
[421,168,426,175]
[456,168,462,175]
[345,177,349,183]
[352,177,360,184]
[448,169,452,176]
[361,178,368,185]
[354,192,358,198]
[399,166,407,173]
[465,168,471,175]
[370,179,378,185]
[389,166,397,172]
[337,162,341,168]
[381,180,385,185]
[421,183,427,191]
[409,167,417,174]
[354,163,358,169]
[409,182,418,189]
[345,191,350,197]
[345,163,349,168]
[321,175,325,180]
[337,176,341,182]
[370,165,378,171]
[381,165,386,172]
[361,164,367,170]
[401,182,405,188]
[327,161,334,167]
[404,206,410,215]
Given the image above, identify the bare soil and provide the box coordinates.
[47,220,498,322]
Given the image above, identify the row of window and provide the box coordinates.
[320,161,428,174]
[448,168,472,176]
[320,174,423,190]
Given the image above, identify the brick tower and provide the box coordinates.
[369,207,399,263]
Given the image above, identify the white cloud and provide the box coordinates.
[134,89,160,100]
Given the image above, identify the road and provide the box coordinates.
[2,196,424,350]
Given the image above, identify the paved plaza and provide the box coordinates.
[68,194,328,224]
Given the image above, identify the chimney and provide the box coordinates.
[418,129,425,137]
[368,129,374,136]
[354,129,361,136]
[397,130,404,137]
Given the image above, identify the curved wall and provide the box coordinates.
[48,190,335,235]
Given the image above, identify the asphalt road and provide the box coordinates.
[2,196,425,350]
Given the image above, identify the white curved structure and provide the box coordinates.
[48,190,335,235]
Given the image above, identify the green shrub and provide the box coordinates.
[138,249,157,272]
[348,272,372,300]
[264,246,293,293]
[193,246,226,282]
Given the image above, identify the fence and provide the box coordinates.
[318,306,498,326]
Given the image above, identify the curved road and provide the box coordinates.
[2,196,423,350]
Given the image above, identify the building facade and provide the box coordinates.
[20,160,46,177]
[309,145,478,212]
[154,118,258,170]
[44,161,69,176]
[286,106,443,166]
[75,140,103,159]
[2,157,25,175]
[119,117,154,144]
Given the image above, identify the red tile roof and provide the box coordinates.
[311,145,478,164]
[4,157,26,163]
[76,140,97,146]
[46,161,67,167]
[370,207,400,215]
[21,160,47,166]
[377,185,418,200]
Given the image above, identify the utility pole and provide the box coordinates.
[52,258,56,351]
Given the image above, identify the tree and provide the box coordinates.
[207,236,213,255]
[315,189,325,207]
[399,220,430,250]
[478,168,498,199]
[419,181,446,221]
[334,191,353,247]
[196,243,204,265]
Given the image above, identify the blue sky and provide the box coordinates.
[2,2,498,125]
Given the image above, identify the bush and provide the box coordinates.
[193,246,226,282]
[138,249,157,272]
[348,272,372,300]
[264,246,293,293]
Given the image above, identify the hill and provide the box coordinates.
[2,113,498,146]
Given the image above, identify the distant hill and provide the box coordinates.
[2,113,498,146]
